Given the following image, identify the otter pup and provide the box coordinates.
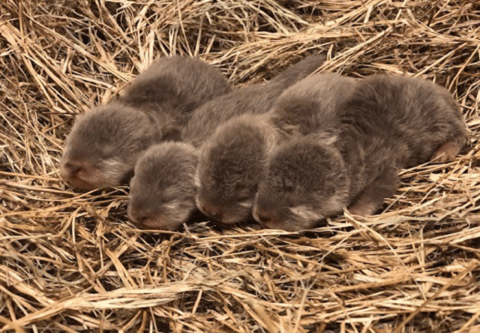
[195,73,358,224]
[59,56,231,190]
[253,74,468,231]
[127,55,327,230]
[128,143,198,230]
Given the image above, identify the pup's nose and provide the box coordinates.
[60,161,83,178]
[256,212,271,224]
[201,204,224,221]
[66,162,83,174]
[128,208,151,225]
[253,207,275,225]
[129,210,171,230]
[134,214,150,225]
[208,210,222,221]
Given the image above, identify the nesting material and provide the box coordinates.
[0,1,479,332]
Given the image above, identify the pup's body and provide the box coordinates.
[127,55,327,229]
[253,74,468,231]
[196,73,358,223]
[186,54,329,146]
[60,56,231,190]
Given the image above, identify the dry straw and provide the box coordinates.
[0,0,479,332]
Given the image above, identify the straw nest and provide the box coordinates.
[1,0,479,332]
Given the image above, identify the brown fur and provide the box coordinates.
[185,54,327,147]
[127,55,327,229]
[196,73,357,224]
[253,74,468,231]
[128,143,199,230]
[59,56,231,190]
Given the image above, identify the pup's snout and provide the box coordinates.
[59,159,98,190]
[201,203,224,222]
[256,212,271,224]
[253,207,277,227]
[131,213,150,225]
[60,160,84,179]
[65,162,83,175]
[128,207,153,226]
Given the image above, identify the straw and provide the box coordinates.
[0,0,479,331]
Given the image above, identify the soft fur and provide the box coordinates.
[253,74,468,231]
[196,73,357,224]
[254,136,351,231]
[196,114,281,223]
[60,56,231,190]
[127,54,327,229]
[128,143,199,230]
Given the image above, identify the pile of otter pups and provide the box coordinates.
[60,54,468,232]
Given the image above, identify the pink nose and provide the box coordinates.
[253,207,276,226]
[202,203,224,221]
[131,212,150,225]
[128,209,160,229]
[256,211,271,223]
[60,160,84,179]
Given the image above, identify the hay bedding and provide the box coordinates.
[0,0,479,332]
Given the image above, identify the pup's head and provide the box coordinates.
[128,142,198,230]
[253,137,350,231]
[196,116,275,224]
[60,103,156,190]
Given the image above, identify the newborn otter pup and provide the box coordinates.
[127,55,327,229]
[128,143,198,230]
[196,73,358,224]
[59,56,231,190]
[253,74,468,231]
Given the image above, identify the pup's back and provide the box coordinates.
[195,71,360,225]
[270,73,358,136]
[185,54,327,147]
[60,56,231,190]
[339,74,467,168]
[120,56,231,124]
[128,54,327,229]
